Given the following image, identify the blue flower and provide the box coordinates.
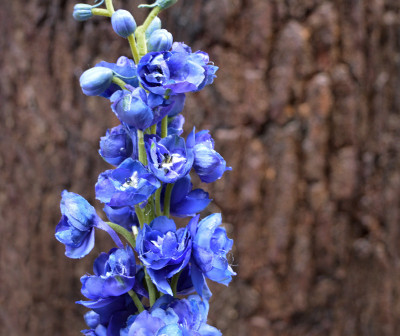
[123,295,221,336]
[191,213,236,296]
[165,93,186,117]
[95,158,161,207]
[166,175,211,217]
[80,246,137,300]
[137,44,216,95]
[193,130,231,183]
[146,130,195,183]
[99,125,134,166]
[136,216,197,295]
[95,56,139,98]
[55,191,101,258]
[78,294,137,336]
[111,88,154,130]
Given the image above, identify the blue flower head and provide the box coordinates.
[193,130,232,183]
[80,246,137,300]
[111,88,154,130]
[123,295,221,336]
[99,125,134,166]
[137,43,216,95]
[146,129,195,184]
[166,175,211,217]
[191,213,236,296]
[136,216,198,295]
[95,158,161,207]
[55,191,101,259]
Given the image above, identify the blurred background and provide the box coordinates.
[1,0,400,335]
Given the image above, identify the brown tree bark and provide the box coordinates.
[1,0,400,335]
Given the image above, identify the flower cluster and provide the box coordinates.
[57,0,235,334]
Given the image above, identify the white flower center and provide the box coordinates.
[119,171,139,191]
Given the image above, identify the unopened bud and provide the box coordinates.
[111,10,137,38]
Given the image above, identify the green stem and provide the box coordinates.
[155,186,162,217]
[112,76,127,89]
[142,7,162,31]
[136,7,162,58]
[127,34,140,64]
[145,270,157,306]
[161,115,168,138]
[105,0,115,13]
[91,8,111,17]
[171,270,182,297]
[128,290,145,312]
[106,222,136,248]
[163,183,174,217]
[135,205,146,228]
[151,124,157,134]
[137,130,148,166]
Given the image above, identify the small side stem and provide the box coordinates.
[136,7,162,58]
[135,205,146,228]
[151,124,157,134]
[163,183,174,217]
[91,8,111,17]
[161,116,168,138]
[145,270,157,306]
[171,270,182,297]
[137,130,148,166]
[128,290,145,313]
[127,34,140,64]
[112,77,127,89]
[155,186,162,217]
[142,7,162,31]
[106,222,136,248]
[105,0,115,13]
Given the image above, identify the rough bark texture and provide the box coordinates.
[1,0,400,335]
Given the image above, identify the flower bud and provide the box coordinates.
[147,29,173,52]
[79,67,114,96]
[145,17,161,39]
[72,4,93,22]
[111,9,137,38]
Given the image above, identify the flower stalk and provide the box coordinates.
[56,1,235,334]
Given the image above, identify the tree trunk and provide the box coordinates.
[1,0,400,335]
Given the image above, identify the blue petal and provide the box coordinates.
[64,227,95,259]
